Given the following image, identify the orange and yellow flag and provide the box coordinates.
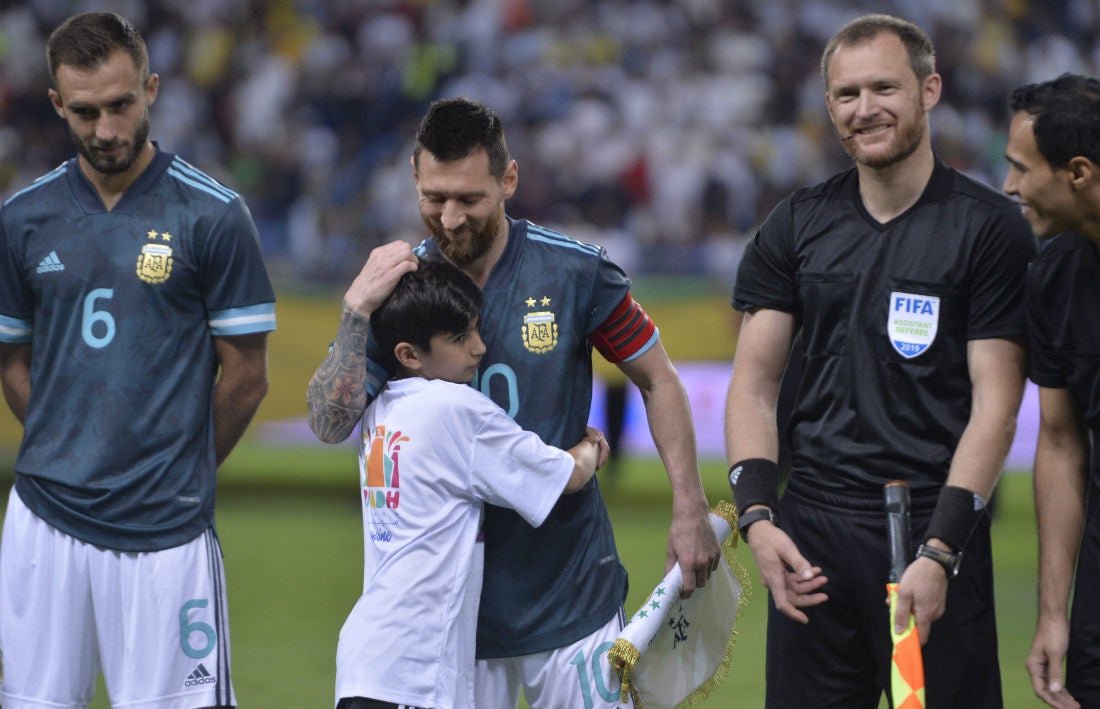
[887,582,926,709]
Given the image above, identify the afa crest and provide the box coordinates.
[522,307,558,354]
[136,230,174,284]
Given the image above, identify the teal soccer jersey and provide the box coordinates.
[0,149,276,551]
[403,219,651,657]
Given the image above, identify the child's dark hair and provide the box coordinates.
[371,258,483,371]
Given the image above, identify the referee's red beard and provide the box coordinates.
[840,106,926,170]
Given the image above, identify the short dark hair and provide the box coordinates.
[370,258,483,371]
[1009,73,1100,168]
[47,12,149,85]
[820,14,935,85]
[413,97,510,178]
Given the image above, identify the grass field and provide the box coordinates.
[1,448,1041,709]
[0,287,1049,707]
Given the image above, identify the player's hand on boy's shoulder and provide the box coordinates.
[345,241,419,318]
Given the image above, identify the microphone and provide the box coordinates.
[839,134,856,141]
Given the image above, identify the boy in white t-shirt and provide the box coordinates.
[334,258,608,709]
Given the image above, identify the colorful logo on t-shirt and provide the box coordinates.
[137,229,174,284]
[887,291,939,359]
[522,295,558,354]
[363,425,408,509]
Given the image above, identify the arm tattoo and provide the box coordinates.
[307,307,374,443]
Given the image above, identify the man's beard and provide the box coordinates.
[842,107,926,169]
[73,114,150,175]
[424,212,498,266]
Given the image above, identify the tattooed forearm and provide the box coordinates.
[307,306,374,443]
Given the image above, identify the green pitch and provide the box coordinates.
[47,452,1042,708]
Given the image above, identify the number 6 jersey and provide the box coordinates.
[0,149,276,551]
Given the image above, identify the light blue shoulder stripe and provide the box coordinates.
[3,164,67,206]
[413,240,429,257]
[167,165,235,204]
[170,157,238,200]
[208,303,276,335]
[525,223,601,256]
[0,314,32,343]
[620,328,660,363]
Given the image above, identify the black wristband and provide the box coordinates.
[729,458,781,516]
[924,485,987,552]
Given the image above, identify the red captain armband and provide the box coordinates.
[589,294,658,364]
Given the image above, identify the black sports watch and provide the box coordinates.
[916,543,962,578]
[736,507,776,542]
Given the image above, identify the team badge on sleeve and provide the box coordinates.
[887,292,939,359]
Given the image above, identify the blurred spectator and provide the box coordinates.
[1,0,1097,283]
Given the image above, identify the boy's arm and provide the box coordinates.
[562,426,609,493]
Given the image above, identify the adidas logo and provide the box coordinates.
[184,663,217,686]
[36,251,65,274]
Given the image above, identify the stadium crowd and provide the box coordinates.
[1,0,1097,281]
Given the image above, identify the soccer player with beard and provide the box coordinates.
[308,97,720,709]
[724,14,1036,708]
[0,12,275,709]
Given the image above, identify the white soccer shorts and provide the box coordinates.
[474,610,633,709]
[0,487,235,709]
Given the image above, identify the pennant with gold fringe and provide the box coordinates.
[607,500,750,709]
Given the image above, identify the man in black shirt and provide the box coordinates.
[1005,73,1100,709]
[725,14,1036,708]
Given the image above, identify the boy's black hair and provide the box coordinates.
[371,258,483,372]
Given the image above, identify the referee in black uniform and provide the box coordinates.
[724,14,1037,709]
[1004,73,1100,709]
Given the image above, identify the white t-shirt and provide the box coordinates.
[335,377,575,709]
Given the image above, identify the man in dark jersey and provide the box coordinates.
[724,14,1036,709]
[307,98,720,709]
[0,12,275,709]
[1004,73,1100,709]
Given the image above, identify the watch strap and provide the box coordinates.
[916,543,962,578]
[736,507,775,542]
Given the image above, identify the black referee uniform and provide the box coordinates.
[734,158,1036,708]
[1026,232,1100,707]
